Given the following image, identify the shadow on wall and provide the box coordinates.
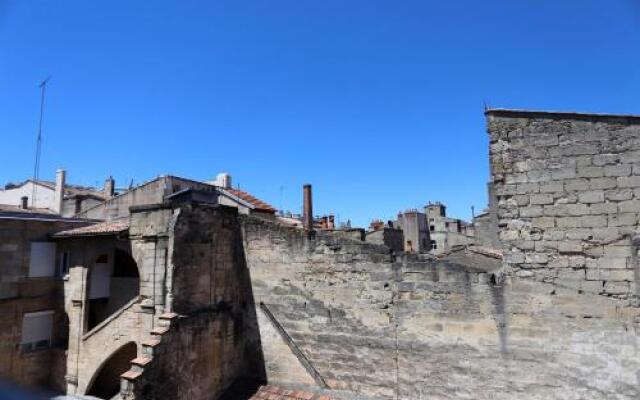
[488,272,509,356]
[219,213,268,399]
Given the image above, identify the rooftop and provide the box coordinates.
[250,386,331,400]
[222,187,276,213]
[485,108,640,122]
[0,205,91,222]
[53,219,129,237]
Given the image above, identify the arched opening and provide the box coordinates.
[86,341,137,399]
[87,249,140,331]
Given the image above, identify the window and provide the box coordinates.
[430,240,437,250]
[21,310,54,351]
[57,251,70,278]
[28,242,57,277]
[89,254,111,299]
[430,225,435,232]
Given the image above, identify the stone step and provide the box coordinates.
[121,369,143,381]
[141,338,161,356]
[150,326,169,336]
[157,312,178,327]
[130,355,152,373]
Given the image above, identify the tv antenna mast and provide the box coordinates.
[31,76,51,208]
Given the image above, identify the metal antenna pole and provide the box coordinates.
[31,76,51,208]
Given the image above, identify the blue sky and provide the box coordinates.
[1,1,639,226]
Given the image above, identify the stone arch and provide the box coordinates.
[85,341,137,399]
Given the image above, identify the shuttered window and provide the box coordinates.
[21,310,54,351]
[28,242,57,277]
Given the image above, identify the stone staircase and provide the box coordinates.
[119,312,180,399]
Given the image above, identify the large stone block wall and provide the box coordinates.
[0,218,89,392]
[241,216,640,400]
[487,110,640,301]
[126,312,246,400]
[123,204,264,400]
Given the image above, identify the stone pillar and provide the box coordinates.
[303,184,313,232]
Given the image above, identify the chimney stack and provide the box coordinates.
[214,172,232,189]
[20,196,28,209]
[303,184,313,231]
[53,169,66,214]
[104,176,115,198]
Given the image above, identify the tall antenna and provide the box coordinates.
[31,76,51,208]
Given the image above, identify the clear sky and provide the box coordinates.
[1,1,639,226]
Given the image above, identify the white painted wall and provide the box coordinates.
[0,182,55,209]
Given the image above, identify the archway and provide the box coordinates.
[87,249,140,331]
[86,341,137,399]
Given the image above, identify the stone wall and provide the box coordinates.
[487,110,640,302]
[241,215,640,400]
[122,204,264,400]
[0,217,89,392]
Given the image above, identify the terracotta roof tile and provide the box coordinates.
[224,188,276,213]
[250,386,331,400]
[53,219,129,237]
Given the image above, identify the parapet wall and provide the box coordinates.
[241,215,640,399]
[488,110,640,302]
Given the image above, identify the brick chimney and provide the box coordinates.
[104,176,115,198]
[303,184,313,231]
[328,214,335,230]
[53,169,66,214]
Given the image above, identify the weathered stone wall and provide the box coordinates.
[127,312,246,400]
[80,176,216,221]
[487,110,640,301]
[0,217,89,392]
[59,205,175,396]
[123,204,264,400]
[365,227,404,253]
[241,216,640,400]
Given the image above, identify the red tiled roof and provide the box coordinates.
[53,219,129,237]
[224,188,276,213]
[250,386,331,400]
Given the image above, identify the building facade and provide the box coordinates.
[0,207,91,392]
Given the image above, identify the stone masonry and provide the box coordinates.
[488,109,640,302]
[241,213,640,400]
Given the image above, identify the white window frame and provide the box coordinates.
[20,310,54,352]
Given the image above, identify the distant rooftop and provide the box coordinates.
[485,108,640,121]
[0,204,90,222]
